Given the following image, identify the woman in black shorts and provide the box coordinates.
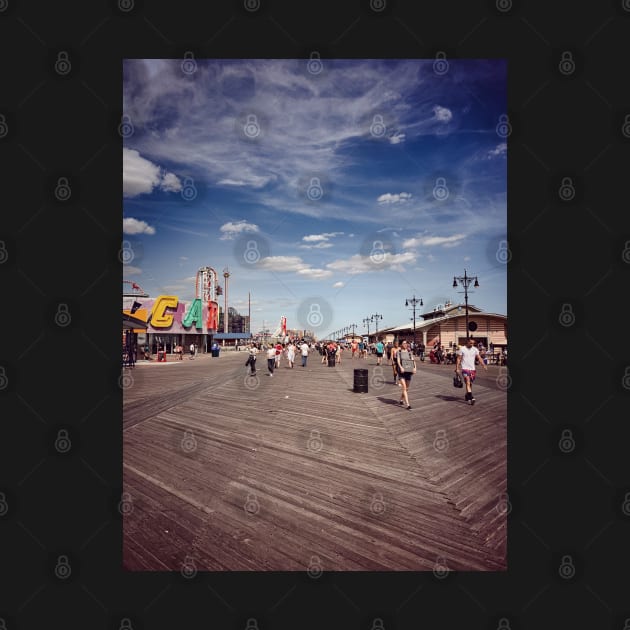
[396,340,416,410]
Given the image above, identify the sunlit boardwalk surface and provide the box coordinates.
[123,350,507,571]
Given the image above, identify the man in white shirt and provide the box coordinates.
[246,343,258,374]
[266,344,276,376]
[456,337,488,405]
[300,340,309,367]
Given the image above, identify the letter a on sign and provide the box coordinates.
[182,298,203,329]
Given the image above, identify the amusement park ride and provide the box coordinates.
[194,266,220,331]
[122,280,149,298]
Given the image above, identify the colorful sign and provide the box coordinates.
[122,296,219,334]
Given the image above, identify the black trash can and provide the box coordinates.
[327,350,336,367]
[353,368,368,393]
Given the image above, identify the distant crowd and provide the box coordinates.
[242,338,507,373]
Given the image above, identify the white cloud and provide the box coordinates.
[403,234,465,248]
[433,105,453,122]
[487,143,507,158]
[300,232,343,248]
[258,256,308,272]
[122,60,446,209]
[123,217,156,235]
[123,265,142,276]
[300,242,333,249]
[377,192,412,204]
[217,175,274,188]
[123,148,182,197]
[326,251,416,275]
[333,281,345,288]
[302,232,343,242]
[296,268,333,279]
[219,220,259,240]
[258,255,333,279]
[217,179,246,186]
[160,172,182,192]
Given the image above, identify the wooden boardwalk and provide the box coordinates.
[123,350,507,571]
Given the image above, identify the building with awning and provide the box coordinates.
[375,302,507,352]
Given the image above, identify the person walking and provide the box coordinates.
[395,340,416,410]
[246,343,258,374]
[266,344,276,377]
[335,342,342,366]
[300,340,309,367]
[286,341,295,368]
[455,337,488,405]
[275,341,283,368]
[326,341,336,367]
[375,338,384,365]
[390,340,400,385]
[189,342,195,359]
[321,342,327,365]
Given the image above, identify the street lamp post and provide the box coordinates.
[351,323,356,340]
[363,317,371,341]
[404,295,423,353]
[452,269,479,345]
[222,267,230,336]
[370,313,383,339]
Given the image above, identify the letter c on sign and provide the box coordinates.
[151,296,179,328]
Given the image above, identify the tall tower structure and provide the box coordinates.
[223,267,230,334]
[195,266,219,332]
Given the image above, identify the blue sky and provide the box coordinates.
[122,58,507,338]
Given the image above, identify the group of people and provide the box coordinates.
[389,337,488,408]
[242,335,489,408]
[245,340,311,376]
[319,341,343,366]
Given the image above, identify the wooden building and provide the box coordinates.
[377,302,507,351]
